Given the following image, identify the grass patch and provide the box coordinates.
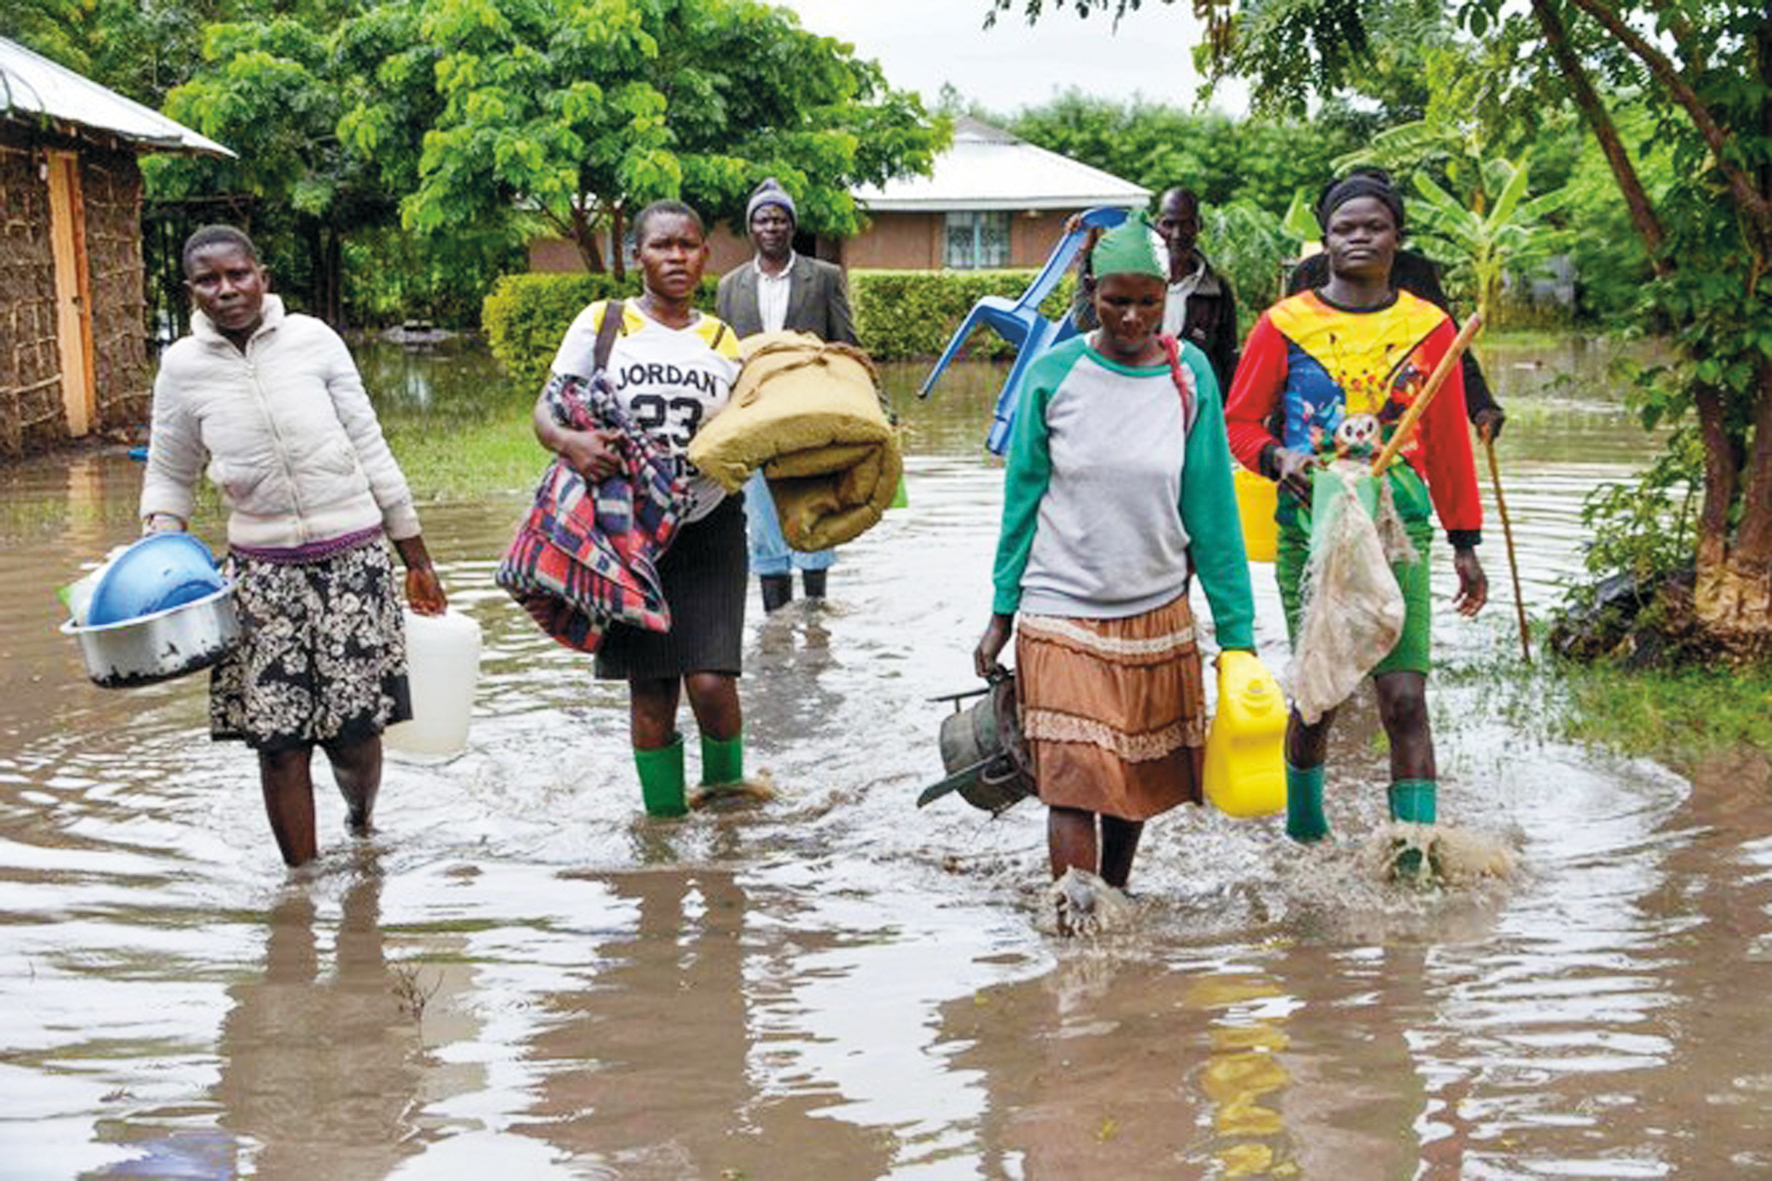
[1553,661,1772,759]
[1446,641,1772,763]
[385,413,549,502]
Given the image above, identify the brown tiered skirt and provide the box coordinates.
[1014,592,1206,821]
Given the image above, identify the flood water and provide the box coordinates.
[4,335,1770,1178]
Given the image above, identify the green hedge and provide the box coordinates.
[850,269,1076,362]
[481,268,1075,383]
[482,272,719,390]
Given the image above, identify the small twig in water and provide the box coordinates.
[390,963,441,1022]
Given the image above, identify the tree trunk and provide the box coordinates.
[1692,383,1738,615]
[569,203,606,273]
[1530,0,1671,276]
[610,203,627,284]
[1694,24,1772,652]
[299,218,345,328]
[322,227,343,328]
[1695,360,1772,654]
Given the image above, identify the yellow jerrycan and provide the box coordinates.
[1233,466,1278,563]
[1202,650,1286,817]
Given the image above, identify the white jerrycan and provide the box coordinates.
[384,609,482,757]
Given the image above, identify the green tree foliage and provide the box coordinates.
[346,222,531,328]
[3,0,331,111]
[1198,199,1297,334]
[1005,91,1358,219]
[1529,103,1666,325]
[994,0,1772,655]
[986,0,1454,120]
[146,12,394,325]
[21,0,942,325]
[341,0,946,275]
[1405,159,1572,327]
[3,0,98,77]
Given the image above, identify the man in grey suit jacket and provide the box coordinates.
[716,178,860,612]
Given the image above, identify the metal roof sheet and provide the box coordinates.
[0,36,233,157]
[854,117,1147,213]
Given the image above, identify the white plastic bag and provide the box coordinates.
[1291,465,1406,724]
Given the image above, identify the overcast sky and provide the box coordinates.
[777,0,1248,119]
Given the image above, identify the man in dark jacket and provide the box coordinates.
[1154,187,1240,395]
[716,178,859,612]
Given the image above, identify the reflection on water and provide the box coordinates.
[211,860,424,1177]
[3,338,1769,1176]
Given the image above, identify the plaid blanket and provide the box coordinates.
[496,372,685,652]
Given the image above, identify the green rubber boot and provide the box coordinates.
[1388,779,1438,884]
[700,732,743,788]
[1388,779,1437,825]
[634,734,687,818]
[1286,762,1330,844]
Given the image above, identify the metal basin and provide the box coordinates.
[61,584,240,689]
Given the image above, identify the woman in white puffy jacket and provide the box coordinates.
[140,225,447,868]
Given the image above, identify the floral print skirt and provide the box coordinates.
[210,540,412,752]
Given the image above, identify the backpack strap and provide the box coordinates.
[707,319,729,352]
[593,299,626,373]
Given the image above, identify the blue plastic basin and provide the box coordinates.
[86,533,225,626]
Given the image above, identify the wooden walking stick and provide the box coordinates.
[1483,425,1532,662]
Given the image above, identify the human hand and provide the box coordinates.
[974,614,1013,680]
[1452,548,1487,617]
[1474,406,1506,443]
[1271,447,1319,504]
[405,564,447,616]
[558,429,623,483]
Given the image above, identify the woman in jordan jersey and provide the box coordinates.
[533,200,747,818]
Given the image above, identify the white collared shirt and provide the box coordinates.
[755,252,796,333]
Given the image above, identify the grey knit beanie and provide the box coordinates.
[746,178,797,226]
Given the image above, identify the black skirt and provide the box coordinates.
[595,492,746,680]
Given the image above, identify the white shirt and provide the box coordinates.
[551,301,741,522]
[1163,255,1206,338]
[755,253,795,334]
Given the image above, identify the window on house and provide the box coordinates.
[944,211,1011,269]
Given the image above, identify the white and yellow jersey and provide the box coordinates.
[552,300,742,522]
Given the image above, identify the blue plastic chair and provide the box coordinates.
[920,206,1129,454]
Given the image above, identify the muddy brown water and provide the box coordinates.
[4,337,1770,1178]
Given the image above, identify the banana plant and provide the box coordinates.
[1407,157,1572,327]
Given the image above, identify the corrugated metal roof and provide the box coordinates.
[854,117,1147,213]
[0,36,233,157]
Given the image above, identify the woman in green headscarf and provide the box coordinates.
[974,216,1256,897]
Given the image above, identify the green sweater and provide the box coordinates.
[991,335,1255,650]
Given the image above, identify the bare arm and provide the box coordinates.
[391,533,447,615]
[532,375,621,483]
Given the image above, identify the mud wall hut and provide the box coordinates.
[0,37,230,458]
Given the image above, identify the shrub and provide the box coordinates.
[482,268,1080,380]
[482,273,718,388]
[850,269,1077,361]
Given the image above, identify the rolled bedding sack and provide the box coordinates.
[688,330,903,551]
